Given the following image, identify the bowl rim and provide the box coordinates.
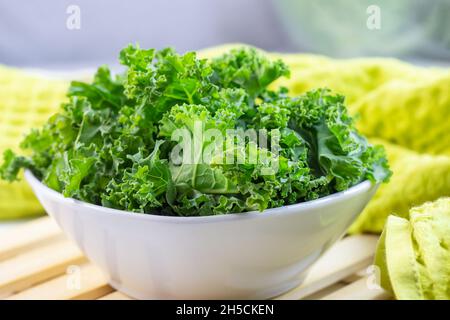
[25,169,375,224]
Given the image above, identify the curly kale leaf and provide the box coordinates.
[210,46,290,102]
[0,45,391,217]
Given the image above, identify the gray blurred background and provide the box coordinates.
[1,0,450,69]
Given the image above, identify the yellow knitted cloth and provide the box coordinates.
[1,45,449,232]
[0,66,69,219]
[375,198,450,299]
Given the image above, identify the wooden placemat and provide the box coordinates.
[0,217,390,300]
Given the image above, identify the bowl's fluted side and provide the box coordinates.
[25,170,377,299]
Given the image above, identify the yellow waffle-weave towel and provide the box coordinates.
[375,198,450,299]
[0,65,68,219]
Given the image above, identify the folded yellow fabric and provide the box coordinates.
[375,198,450,299]
[0,66,68,219]
[348,139,450,233]
[352,74,450,156]
[344,71,450,232]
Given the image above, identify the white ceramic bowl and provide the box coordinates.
[25,170,377,299]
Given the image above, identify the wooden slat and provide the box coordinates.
[7,263,113,300]
[321,277,391,300]
[276,235,378,300]
[98,291,133,300]
[0,239,85,297]
[302,282,347,300]
[342,268,366,284]
[0,217,63,261]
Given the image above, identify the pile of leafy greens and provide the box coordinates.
[0,45,391,216]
